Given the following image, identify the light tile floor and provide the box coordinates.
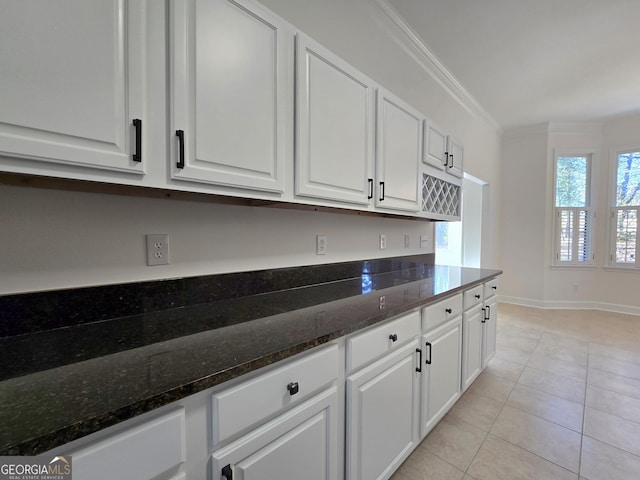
[391,303,640,480]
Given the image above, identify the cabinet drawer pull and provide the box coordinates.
[481,307,487,323]
[485,305,491,322]
[368,178,373,199]
[444,151,449,167]
[449,153,454,169]
[416,348,422,372]
[445,308,452,314]
[492,286,497,290]
[176,129,185,169]
[132,118,142,162]
[475,294,481,299]
[425,341,432,365]
[287,382,299,396]
[222,464,233,480]
[389,333,398,342]
[379,181,385,201]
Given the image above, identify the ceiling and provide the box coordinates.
[386,0,640,130]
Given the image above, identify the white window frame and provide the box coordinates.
[552,151,595,267]
[607,147,640,269]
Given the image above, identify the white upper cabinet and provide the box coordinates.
[424,123,448,172]
[0,0,146,174]
[295,34,375,205]
[448,137,464,178]
[424,122,463,179]
[170,0,292,193]
[375,89,422,212]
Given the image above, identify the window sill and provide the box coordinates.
[550,264,596,270]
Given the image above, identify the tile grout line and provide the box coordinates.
[578,345,589,478]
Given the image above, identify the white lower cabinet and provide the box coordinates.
[346,340,420,480]
[462,279,499,391]
[461,304,484,392]
[482,293,498,369]
[68,409,186,480]
[419,316,462,438]
[212,386,338,480]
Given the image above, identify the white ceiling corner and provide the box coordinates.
[371,0,503,133]
[379,0,640,132]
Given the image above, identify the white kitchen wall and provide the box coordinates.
[0,184,435,294]
[500,115,640,313]
[0,0,502,295]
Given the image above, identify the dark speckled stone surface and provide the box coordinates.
[0,254,501,455]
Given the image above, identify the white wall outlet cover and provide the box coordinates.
[316,235,328,255]
[420,235,429,248]
[379,234,386,250]
[146,234,170,266]
[404,234,410,248]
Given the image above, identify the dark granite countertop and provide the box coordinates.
[0,255,500,455]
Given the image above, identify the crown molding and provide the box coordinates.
[371,0,503,134]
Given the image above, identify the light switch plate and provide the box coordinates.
[316,235,328,255]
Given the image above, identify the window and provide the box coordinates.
[553,155,594,265]
[610,150,640,267]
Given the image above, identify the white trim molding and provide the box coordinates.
[499,296,640,317]
[371,0,502,134]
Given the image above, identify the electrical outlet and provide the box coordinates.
[379,234,387,250]
[146,234,170,266]
[420,235,429,248]
[316,235,328,255]
[404,234,410,248]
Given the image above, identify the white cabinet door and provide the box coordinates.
[424,122,448,171]
[347,341,419,480]
[420,317,462,438]
[212,387,338,480]
[375,89,422,212]
[461,306,483,392]
[295,34,375,205]
[171,0,292,193]
[0,0,146,174]
[448,137,464,178]
[482,296,498,369]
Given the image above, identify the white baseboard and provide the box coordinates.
[499,295,640,317]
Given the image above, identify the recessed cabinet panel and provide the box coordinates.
[212,387,338,480]
[171,0,291,193]
[448,137,464,178]
[70,409,185,480]
[375,90,422,212]
[461,306,483,392]
[0,0,145,174]
[482,296,498,368]
[420,317,462,438]
[347,342,419,480]
[296,35,375,204]
[425,123,448,171]
[233,412,327,480]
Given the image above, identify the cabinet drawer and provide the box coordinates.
[71,409,185,480]
[463,285,484,311]
[484,278,499,299]
[347,310,420,373]
[422,294,462,332]
[212,344,339,445]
